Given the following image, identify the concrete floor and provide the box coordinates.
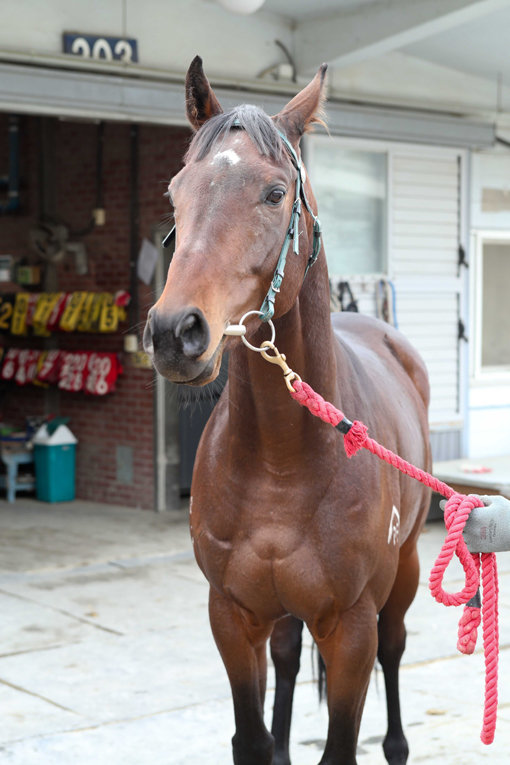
[1,497,510,764]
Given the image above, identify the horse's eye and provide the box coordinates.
[265,188,286,206]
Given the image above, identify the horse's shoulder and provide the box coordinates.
[331,312,430,409]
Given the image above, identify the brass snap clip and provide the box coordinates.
[260,341,302,393]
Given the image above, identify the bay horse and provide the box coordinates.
[144,56,431,765]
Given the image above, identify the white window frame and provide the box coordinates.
[305,134,391,282]
[470,229,510,384]
[306,135,466,283]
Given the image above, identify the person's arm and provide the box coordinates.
[441,495,510,553]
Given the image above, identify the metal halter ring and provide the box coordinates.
[239,310,276,352]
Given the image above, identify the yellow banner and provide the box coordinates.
[76,293,96,332]
[98,293,119,333]
[11,293,30,336]
[59,292,88,332]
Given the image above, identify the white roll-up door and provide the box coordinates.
[391,149,465,436]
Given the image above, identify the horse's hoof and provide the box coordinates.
[383,736,409,765]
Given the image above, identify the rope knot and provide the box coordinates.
[343,420,368,458]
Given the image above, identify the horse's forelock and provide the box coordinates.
[185,105,284,164]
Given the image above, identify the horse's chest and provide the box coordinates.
[194,516,303,582]
[192,499,367,621]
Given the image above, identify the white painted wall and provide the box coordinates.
[329,51,506,115]
[0,0,293,83]
[471,152,510,231]
[469,385,510,458]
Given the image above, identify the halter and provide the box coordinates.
[162,126,323,323]
[258,130,322,322]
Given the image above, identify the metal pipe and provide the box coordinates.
[129,124,140,333]
[0,115,20,214]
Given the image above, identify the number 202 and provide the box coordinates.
[71,38,134,62]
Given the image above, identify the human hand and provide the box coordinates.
[440,495,510,553]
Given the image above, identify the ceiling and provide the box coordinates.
[266,0,380,22]
[263,0,510,91]
[402,5,510,84]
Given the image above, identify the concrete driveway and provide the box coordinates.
[1,498,510,764]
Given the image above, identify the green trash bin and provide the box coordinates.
[33,424,77,502]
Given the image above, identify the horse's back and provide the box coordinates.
[331,311,429,412]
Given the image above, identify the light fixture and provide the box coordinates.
[216,0,266,14]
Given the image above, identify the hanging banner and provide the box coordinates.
[60,292,89,332]
[0,295,15,333]
[36,350,63,385]
[11,293,30,335]
[15,350,41,386]
[1,348,20,380]
[0,346,123,394]
[0,291,129,335]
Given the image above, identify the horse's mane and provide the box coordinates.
[185,105,284,164]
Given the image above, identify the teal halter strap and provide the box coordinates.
[259,131,322,322]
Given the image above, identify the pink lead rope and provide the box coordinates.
[289,378,499,745]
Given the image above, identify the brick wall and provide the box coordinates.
[0,113,191,509]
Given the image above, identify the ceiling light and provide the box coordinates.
[216,0,266,14]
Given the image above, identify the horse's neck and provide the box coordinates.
[228,257,339,463]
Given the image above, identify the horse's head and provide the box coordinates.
[144,56,327,384]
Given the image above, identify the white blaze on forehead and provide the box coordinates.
[211,149,241,166]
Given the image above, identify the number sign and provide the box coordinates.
[63,33,138,63]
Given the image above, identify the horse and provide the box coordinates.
[144,55,432,765]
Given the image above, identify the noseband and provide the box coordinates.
[162,125,322,323]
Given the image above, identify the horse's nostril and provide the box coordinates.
[176,310,210,359]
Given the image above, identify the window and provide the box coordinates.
[473,233,510,377]
[309,139,387,275]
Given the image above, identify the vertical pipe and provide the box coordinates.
[7,116,19,212]
[129,124,140,333]
[0,115,20,214]
[96,121,105,211]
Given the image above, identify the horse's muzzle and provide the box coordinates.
[144,306,214,383]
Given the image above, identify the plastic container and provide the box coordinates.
[33,424,77,502]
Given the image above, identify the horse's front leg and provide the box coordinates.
[209,586,274,765]
[311,598,378,765]
[270,615,304,765]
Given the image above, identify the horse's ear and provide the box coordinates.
[275,64,328,145]
[185,56,223,131]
